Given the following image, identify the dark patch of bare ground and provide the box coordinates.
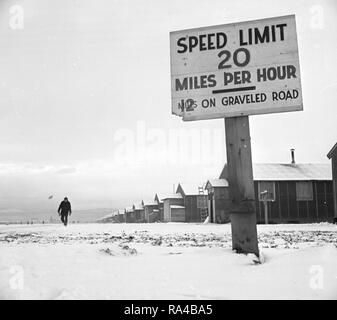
[0,229,336,249]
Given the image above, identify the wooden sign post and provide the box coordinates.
[225,116,259,256]
[170,15,302,257]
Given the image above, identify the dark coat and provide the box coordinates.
[58,200,72,215]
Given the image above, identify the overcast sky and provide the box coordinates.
[0,0,336,213]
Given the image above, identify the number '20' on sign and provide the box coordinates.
[218,48,250,69]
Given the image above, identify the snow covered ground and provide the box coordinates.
[0,222,337,300]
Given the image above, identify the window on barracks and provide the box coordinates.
[258,181,275,201]
[296,181,313,201]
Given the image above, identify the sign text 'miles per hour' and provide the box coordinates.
[170,15,303,121]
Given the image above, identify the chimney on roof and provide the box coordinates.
[290,148,295,164]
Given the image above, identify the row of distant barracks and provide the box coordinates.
[100,147,337,225]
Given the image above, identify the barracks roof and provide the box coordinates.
[219,163,332,182]
[176,182,207,196]
[252,163,332,181]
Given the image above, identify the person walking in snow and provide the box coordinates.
[58,197,72,226]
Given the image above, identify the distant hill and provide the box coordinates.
[0,208,117,224]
